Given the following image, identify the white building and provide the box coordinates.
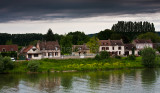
[99,39,125,56]
[132,39,153,50]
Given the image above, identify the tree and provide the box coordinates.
[141,47,156,67]
[110,33,122,40]
[137,32,160,43]
[60,35,72,54]
[87,36,100,53]
[97,29,114,40]
[45,29,55,41]
[67,31,89,45]
[5,40,13,45]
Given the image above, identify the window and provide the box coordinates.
[34,54,38,57]
[55,52,58,56]
[118,46,121,50]
[55,47,58,51]
[28,54,32,58]
[102,47,105,50]
[106,47,109,50]
[112,47,114,50]
[43,53,46,56]
[32,49,36,51]
[119,51,121,55]
[2,48,6,52]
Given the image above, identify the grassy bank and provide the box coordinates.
[7,57,148,73]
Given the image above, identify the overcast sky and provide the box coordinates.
[0,0,160,34]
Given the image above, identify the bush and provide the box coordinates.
[99,51,110,59]
[0,55,4,72]
[141,47,156,67]
[27,61,40,72]
[95,54,101,60]
[3,57,14,70]
[115,56,121,59]
[127,55,136,60]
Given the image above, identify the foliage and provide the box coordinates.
[99,51,110,59]
[67,31,89,45]
[137,32,160,43]
[0,55,4,72]
[5,40,13,45]
[110,33,122,40]
[127,55,136,60]
[29,40,38,45]
[115,56,121,59]
[0,51,17,59]
[94,54,101,60]
[27,60,40,72]
[60,35,72,54]
[97,29,114,40]
[141,47,156,67]
[87,36,100,53]
[3,57,14,70]
[45,28,55,41]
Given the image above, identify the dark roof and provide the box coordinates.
[133,39,152,43]
[38,41,60,50]
[99,40,124,46]
[0,45,18,52]
[124,44,135,50]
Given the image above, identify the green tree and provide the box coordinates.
[141,47,156,67]
[45,29,55,41]
[87,36,100,53]
[99,51,110,59]
[97,29,114,40]
[110,33,122,40]
[29,40,38,46]
[5,40,12,45]
[27,61,40,72]
[137,32,160,43]
[60,35,72,54]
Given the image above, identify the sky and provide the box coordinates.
[0,0,160,34]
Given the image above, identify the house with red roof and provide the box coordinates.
[72,44,91,56]
[132,39,153,50]
[99,39,125,56]
[0,45,18,52]
[20,45,42,59]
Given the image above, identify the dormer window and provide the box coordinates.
[32,49,36,51]
[55,47,58,50]
[2,48,6,52]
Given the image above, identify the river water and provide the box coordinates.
[0,68,160,93]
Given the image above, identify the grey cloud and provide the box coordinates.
[0,0,160,22]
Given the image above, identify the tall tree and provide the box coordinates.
[87,36,100,53]
[60,35,72,54]
[45,29,55,41]
[97,29,114,40]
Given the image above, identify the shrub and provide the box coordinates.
[99,51,110,59]
[27,61,40,72]
[3,57,14,70]
[0,55,4,72]
[95,54,101,60]
[127,55,136,60]
[141,47,156,67]
[115,56,121,59]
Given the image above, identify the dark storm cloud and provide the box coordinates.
[0,0,160,22]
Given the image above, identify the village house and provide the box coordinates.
[20,45,42,59]
[99,39,125,56]
[124,44,139,56]
[72,44,90,56]
[132,39,153,50]
[0,45,18,52]
[36,41,61,58]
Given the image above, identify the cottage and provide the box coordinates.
[132,39,153,50]
[124,44,139,56]
[99,39,125,56]
[0,45,18,52]
[20,45,42,59]
[36,41,61,58]
[72,44,90,56]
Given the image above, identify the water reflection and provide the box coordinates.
[0,69,160,93]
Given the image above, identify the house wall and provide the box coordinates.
[99,46,125,56]
[26,47,42,59]
[135,43,153,50]
[41,50,61,58]
[26,54,42,59]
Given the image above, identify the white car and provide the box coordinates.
[11,58,15,61]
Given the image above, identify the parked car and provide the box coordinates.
[11,58,15,61]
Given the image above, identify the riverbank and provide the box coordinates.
[6,56,151,73]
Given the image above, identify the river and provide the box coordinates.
[0,68,160,93]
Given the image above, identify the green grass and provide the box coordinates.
[6,56,148,73]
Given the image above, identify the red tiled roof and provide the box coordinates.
[99,40,123,46]
[0,45,18,52]
[22,45,33,53]
[133,39,152,43]
[72,44,89,50]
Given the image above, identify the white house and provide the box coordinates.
[99,39,125,56]
[132,39,153,50]
[20,45,42,59]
